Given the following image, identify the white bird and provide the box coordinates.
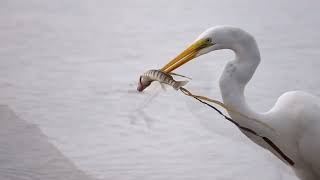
[160,26,320,180]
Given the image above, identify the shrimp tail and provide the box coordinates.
[173,80,189,90]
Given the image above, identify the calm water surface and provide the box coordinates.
[1,0,320,179]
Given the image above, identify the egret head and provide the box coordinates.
[161,26,256,73]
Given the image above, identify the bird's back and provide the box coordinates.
[267,91,320,179]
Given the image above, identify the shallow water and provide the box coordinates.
[1,0,320,179]
[0,105,95,180]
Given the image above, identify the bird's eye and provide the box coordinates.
[206,38,212,43]
[139,76,142,84]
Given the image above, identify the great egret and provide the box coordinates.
[160,26,320,180]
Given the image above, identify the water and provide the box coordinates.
[1,0,320,179]
[0,105,94,180]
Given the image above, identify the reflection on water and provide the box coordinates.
[0,105,95,180]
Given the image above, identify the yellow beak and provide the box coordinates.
[161,38,214,73]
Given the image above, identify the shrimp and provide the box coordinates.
[137,69,189,92]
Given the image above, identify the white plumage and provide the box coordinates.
[162,26,320,180]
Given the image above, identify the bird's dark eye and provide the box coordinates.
[206,38,212,43]
[139,76,142,84]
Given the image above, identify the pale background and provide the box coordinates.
[1,0,320,179]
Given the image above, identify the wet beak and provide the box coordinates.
[161,38,214,73]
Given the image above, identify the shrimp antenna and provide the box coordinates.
[168,72,192,80]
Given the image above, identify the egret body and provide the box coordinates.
[161,26,320,180]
